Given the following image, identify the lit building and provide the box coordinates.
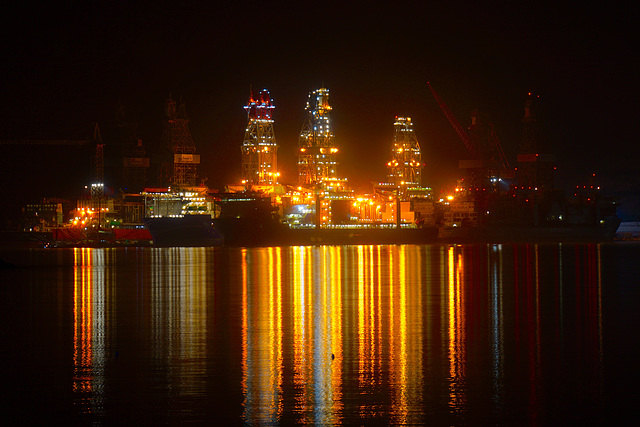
[241,89,279,186]
[298,88,339,185]
[386,116,422,188]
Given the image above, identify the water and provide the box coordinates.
[1,243,639,425]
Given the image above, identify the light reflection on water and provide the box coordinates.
[5,242,632,424]
[72,248,106,416]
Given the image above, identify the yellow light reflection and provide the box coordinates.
[240,245,431,424]
[150,248,207,402]
[242,247,284,424]
[289,246,343,424]
[358,245,384,417]
[447,246,467,411]
[388,245,424,425]
[72,248,105,415]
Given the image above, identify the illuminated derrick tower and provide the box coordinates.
[242,89,278,186]
[298,87,338,185]
[386,116,422,187]
[162,97,199,188]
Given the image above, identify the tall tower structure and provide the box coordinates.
[386,117,422,187]
[122,139,149,193]
[516,93,554,193]
[162,97,199,188]
[298,88,338,185]
[91,123,105,199]
[116,104,149,192]
[241,89,278,186]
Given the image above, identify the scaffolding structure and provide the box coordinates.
[116,104,149,192]
[241,89,278,186]
[122,139,149,193]
[298,88,338,185]
[162,98,199,188]
[516,94,555,193]
[386,116,422,188]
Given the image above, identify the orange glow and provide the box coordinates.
[242,247,284,423]
[447,246,467,411]
[73,248,93,397]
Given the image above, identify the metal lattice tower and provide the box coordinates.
[242,89,278,186]
[116,103,149,192]
[298,88,338,185]
[163,97,198,188]
[386,116,422,187]
[467,109,510,180]
[122,139,148,192]
[521,95,538,154]
[517,93,554,192]
[91,123,105,199]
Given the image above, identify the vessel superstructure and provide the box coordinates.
[142,187,222,246]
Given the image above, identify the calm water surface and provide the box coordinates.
[1,243,639,425]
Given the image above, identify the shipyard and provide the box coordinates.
[0,3,636,247]
[2,3,639,426]
[0,84,630,247]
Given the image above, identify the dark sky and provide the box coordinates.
[1,2,637,209]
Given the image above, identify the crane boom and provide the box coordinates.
[489,124,511,172]
[0,123,102,147]
[0,139,89,146]
[427,82,475,153]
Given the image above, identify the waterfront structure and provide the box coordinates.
[516,93,555,195]
[241,89,279,186]
[122,139,149,193]
[298,88,339,185]
[22,198,66,231]
[386,116,422,188]
[162,98,199,188]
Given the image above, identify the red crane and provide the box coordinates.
[427,82,475,154]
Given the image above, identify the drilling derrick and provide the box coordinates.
[387,116,422,188]
[242,89,278,186]
[298,88,338,185]
[516,93,555,194]
[91,123,105,199]
[117,104,149,192]
[122,139,149,193]
[162,97,199,188]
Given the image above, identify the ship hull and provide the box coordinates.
[144,215,223,247]
[213,217,439,247]
[437,218,621,244]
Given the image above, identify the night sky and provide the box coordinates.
[1,2,637,218]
